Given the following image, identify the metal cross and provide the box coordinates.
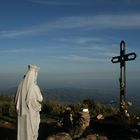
[111,41,137,113]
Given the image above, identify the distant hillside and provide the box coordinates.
[43,88,140,107]
[43,88,118,104]
[0,87,139,107]
[0,87,16,96]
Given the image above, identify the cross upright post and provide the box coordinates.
[111,41,137,113]
[120,41,126,111]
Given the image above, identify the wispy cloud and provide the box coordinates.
[0,30,34,38]
[63,55,107,62]
[1,14,140,38]
[0,49,36,53]
[55,14,140,29]
[57,37,103,44]
[30,0,140,6]
[30,0,80,5]
[44,36,119,55]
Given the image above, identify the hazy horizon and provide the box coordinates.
[0,71,139,96]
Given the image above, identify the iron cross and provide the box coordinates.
[111,41,137,113]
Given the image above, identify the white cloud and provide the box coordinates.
[54,14,140,29]
[1,13,140,38]
[0,49,36,53]
[0,30,34,38]
[30,0,140,6]
[30,0,80,5]
[57,37,102,44]
[63,55,106,62]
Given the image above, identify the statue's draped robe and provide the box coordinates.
[15,65,43,140]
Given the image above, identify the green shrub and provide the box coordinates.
[41,100,62,118]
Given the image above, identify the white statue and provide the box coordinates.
[15,65,43,140]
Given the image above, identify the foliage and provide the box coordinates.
[0,95,139,123]
[41,100,63,119]
[0,96,16,122]
[79,99,118,118]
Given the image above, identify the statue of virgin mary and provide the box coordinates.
[15,65,43,140]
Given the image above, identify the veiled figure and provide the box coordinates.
[15,65,43,140]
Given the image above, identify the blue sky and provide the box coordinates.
[0,0,140,91]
